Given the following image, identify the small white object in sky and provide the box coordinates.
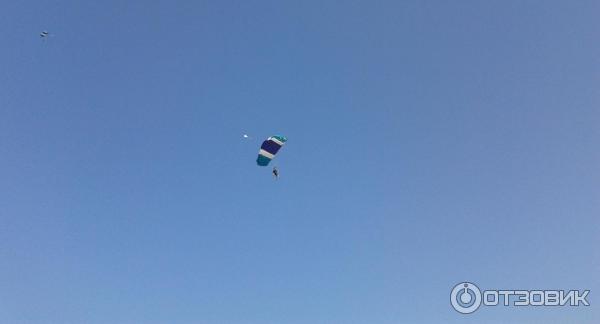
[243,134,249,138]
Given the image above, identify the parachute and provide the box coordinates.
[256,135,287,166]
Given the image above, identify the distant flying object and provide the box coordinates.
[40,31,49,38]
[243,134,249,138]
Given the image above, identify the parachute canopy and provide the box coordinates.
[257,135,287,166]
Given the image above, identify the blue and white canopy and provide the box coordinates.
[256,135,287,166]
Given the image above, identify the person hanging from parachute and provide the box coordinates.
[256,135,287,179]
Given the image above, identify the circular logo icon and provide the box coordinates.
[451,282,482,314]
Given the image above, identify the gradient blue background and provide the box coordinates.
[1,1,598,323]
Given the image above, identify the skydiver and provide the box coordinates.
[272,167,279,179]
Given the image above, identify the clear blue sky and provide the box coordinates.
[1,1,598,323]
